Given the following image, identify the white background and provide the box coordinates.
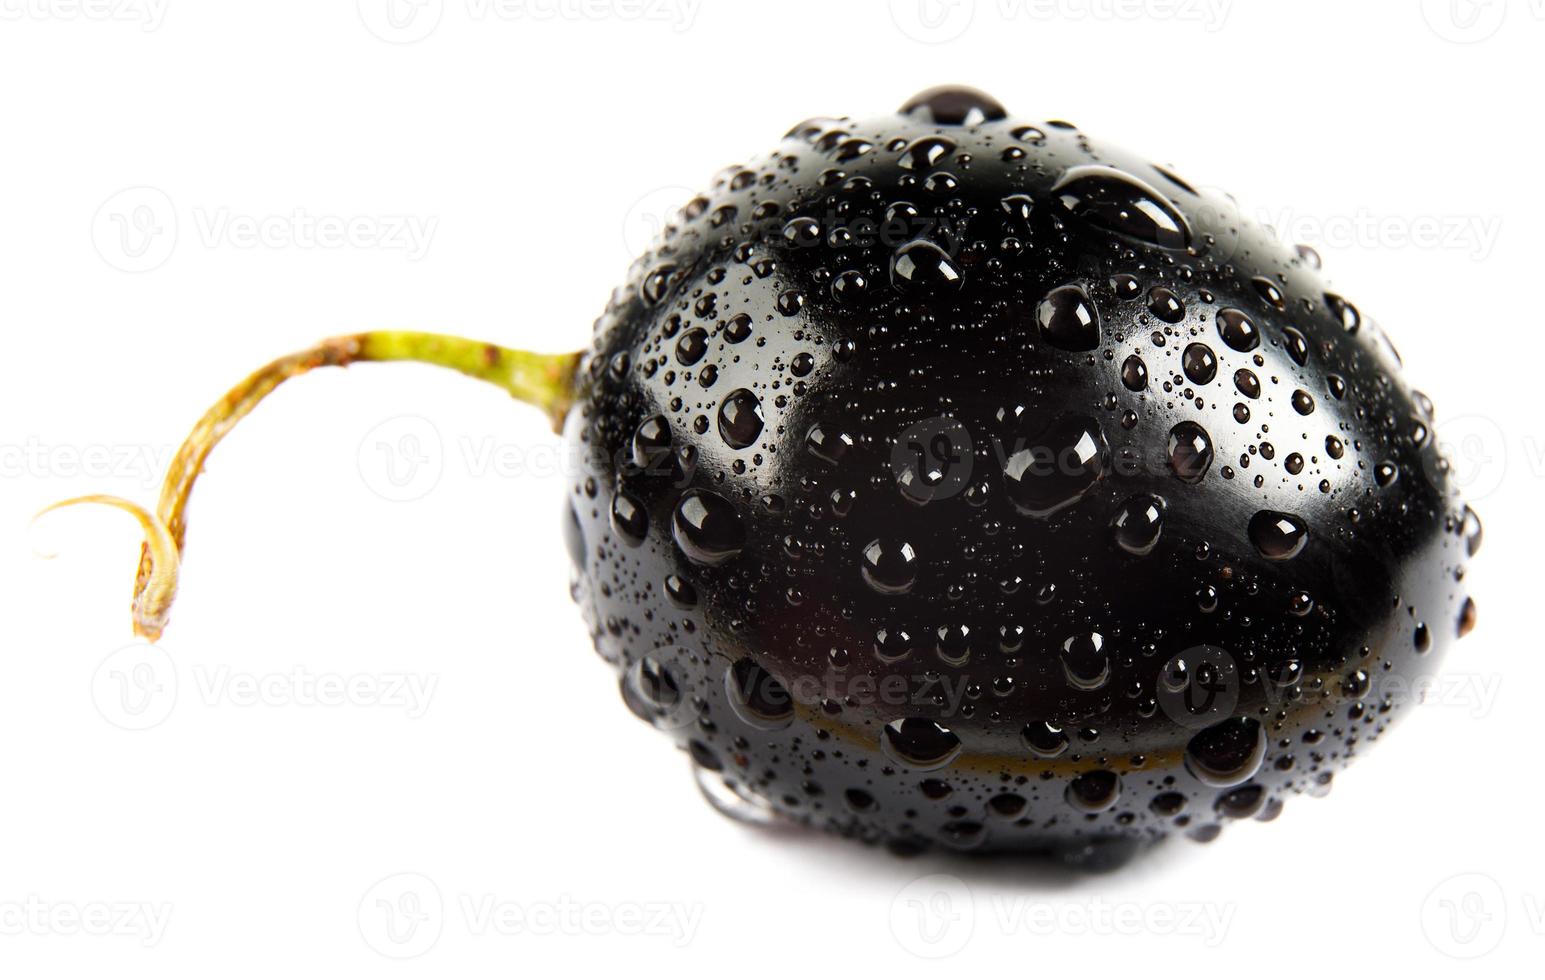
[0,0,1537,975]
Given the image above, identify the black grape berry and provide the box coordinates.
[562,86,1480,856]
[49,86,1481,863]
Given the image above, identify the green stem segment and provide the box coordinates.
[39,332,584,642]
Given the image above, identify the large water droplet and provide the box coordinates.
[1148,286,1186,323]
[1325,292,1360,332]
[844,787,878,813]
[1060,632,1110,691]
[1003,415,1108,516]
[1185,717,1266,787]
[1458,597,1478,638]
[676,327,709,365]
[861,539,919,595]
[1167,421,1214,483]
[609,490,648,546]
[1215,784,1265,819]
[1120,354,1148,391]
[1251,277,1285,309]
[726,658,793,730]
[624,656,680,712]
[782,216,821,247]
[1248,510,1308,559]
[1462,505,1483,557]
[874,627,915,664]
[694,764,781,827]
[673,489,745,566]
[632,414,671,472]
[1215,308,1260,351]
[899,86,1007,125]
[1036,283,1101,351]
[880,718,962,771]
[1052,165,1192,249]
[897,135,958,171]
[806,423,855,464]
[717,388,764,449]
[1066,770,1121,812]
[1282,326,1310,366]
[664,573,697,608]
[724,313,753,343]
[1022,721,1070,758]
[1182,342,1217,384]
[641,264,676,305]
[934,624,972,667]
[1111,494,1165,555]
[890,239,963,292]
[563,502,586,572]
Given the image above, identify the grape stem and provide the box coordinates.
[37,332,584,641]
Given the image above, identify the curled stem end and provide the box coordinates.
[46,332,582,639]
[34,495,180,642]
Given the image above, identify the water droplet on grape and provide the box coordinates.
[717,388,764,449]
[880,718,962,771]
[1036,283,1101,351]
[1248,510,1308,560]
[673,489,745,565]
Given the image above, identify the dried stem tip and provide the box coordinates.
[39,332,583,640]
